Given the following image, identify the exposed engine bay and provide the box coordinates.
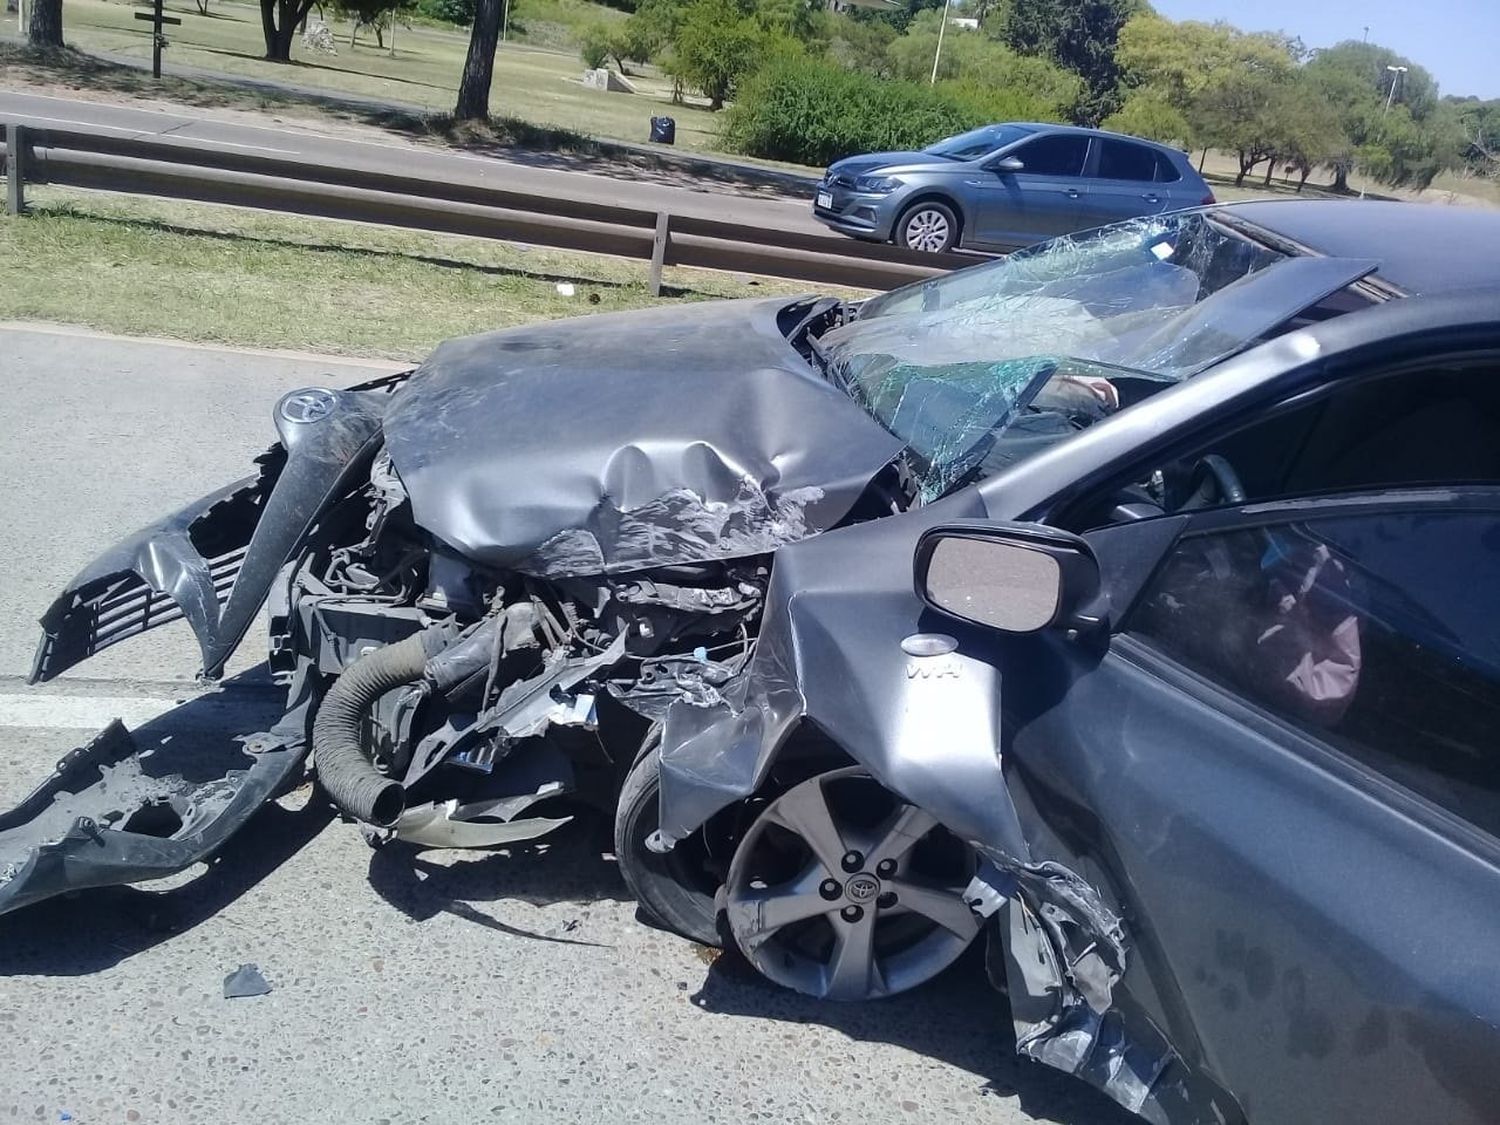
[271,442,772,849]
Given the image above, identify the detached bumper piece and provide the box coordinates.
[30,462,273,685]
[0,721,305,917]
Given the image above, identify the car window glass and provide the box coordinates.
[1012,135,1089,177]
[1098,140,1157,181]
[1153,152,1182,183]
[1129,506,1500,836]
[1071,359,1500,527]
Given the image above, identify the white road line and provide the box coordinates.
[12,114,300,154]
[0,693,273,730]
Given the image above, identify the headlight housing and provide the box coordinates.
[853,175,901,194]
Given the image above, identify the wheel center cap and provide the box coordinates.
[845,873,880,903]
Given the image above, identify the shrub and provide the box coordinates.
[416,0,473,24]
[721,54,1064,166]
[579,22,612,69]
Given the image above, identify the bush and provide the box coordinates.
[721,54,1064,166]
[579,21,612,68]
[416,0,473,24]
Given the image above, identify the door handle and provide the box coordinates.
[1142,193,1161,203]
[1065,188,1080,199]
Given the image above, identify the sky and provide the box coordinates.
[1149,0,1500,100]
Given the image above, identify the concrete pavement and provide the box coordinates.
[0,328,1132,1125]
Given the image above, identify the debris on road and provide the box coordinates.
[223,963,272,998]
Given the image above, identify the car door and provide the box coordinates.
[967,132,1091,249]
[1082,137,1173,226]
[982,351,1500,1123]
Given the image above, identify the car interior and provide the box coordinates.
[1115,357,1500,838]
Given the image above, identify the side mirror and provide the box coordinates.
[914,522,1105,635]
[990,156,1024,174]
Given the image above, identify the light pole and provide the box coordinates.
[929,0,953,85]
[1383,65,1408,115]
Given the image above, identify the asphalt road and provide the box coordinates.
[0,88,827,235]
[0,328,1134,1125]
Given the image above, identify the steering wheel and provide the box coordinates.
[1177,454,1247,511]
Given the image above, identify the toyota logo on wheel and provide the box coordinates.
[845,874,879,903]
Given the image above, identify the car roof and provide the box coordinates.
[1217,199,1500,296]
[1006,122,1187,157]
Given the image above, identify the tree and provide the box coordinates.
[1102,87,1193,148]
[999,0,1143,122]
[28,0,64,47]
[1115,14,1297,108]
[454,0,507,121]
[261,0,321,59]
[608,18,660,74]
[826,15,897,78]
[579,21,612,68]
[335,0,413,49]
[1263,79,1345,190]
[669,0,765,110]
[1449,96,1500,178]
[1190,69,1283,186]
[1115,13,1297,166]
[1304,40,1453,191]
[885,10,1082,117]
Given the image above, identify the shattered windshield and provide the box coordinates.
[817,213,1297,499]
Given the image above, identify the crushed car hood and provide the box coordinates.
[382,299,905,577]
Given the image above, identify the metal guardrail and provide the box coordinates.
[1,122,974,293]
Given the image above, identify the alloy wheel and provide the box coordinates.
[901,208,952,253]
[723,767,979,1001]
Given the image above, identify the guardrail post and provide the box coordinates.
[5,124,25,216]
[648,211,670,296]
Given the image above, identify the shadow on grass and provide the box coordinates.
[0,43,814,201]
[32,204,707,298]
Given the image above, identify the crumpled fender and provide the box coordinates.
[655,490,1193,1122]
[655,486,1029,854]
[31,385,389,683]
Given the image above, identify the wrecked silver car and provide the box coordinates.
[10,201,1500,1124]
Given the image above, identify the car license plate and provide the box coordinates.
[816,191,833,210]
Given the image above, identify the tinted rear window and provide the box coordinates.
[1098,139,1156,181]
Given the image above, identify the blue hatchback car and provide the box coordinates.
[813,122,1216,253]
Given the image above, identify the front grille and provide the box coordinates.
[32,546,247,682]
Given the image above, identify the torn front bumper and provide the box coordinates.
[0,718,305,917]
[7,382,398,915]
[31,384,391,685]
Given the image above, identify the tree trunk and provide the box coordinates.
[28,0,64,47]
[1263,160,1275,187]
[261,0,311,61]
[1198,147,1208,173]
[454,0,504,121]
[1297,169,1310,193]
[1333,164,1349,193]
[1235,152,1251,187]
[349,19,357,46]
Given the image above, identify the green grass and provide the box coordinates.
[46,0,730,152]
[0,187,825,359]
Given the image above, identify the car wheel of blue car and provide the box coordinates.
[897,201,958,253]
[723,767,979,1001]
